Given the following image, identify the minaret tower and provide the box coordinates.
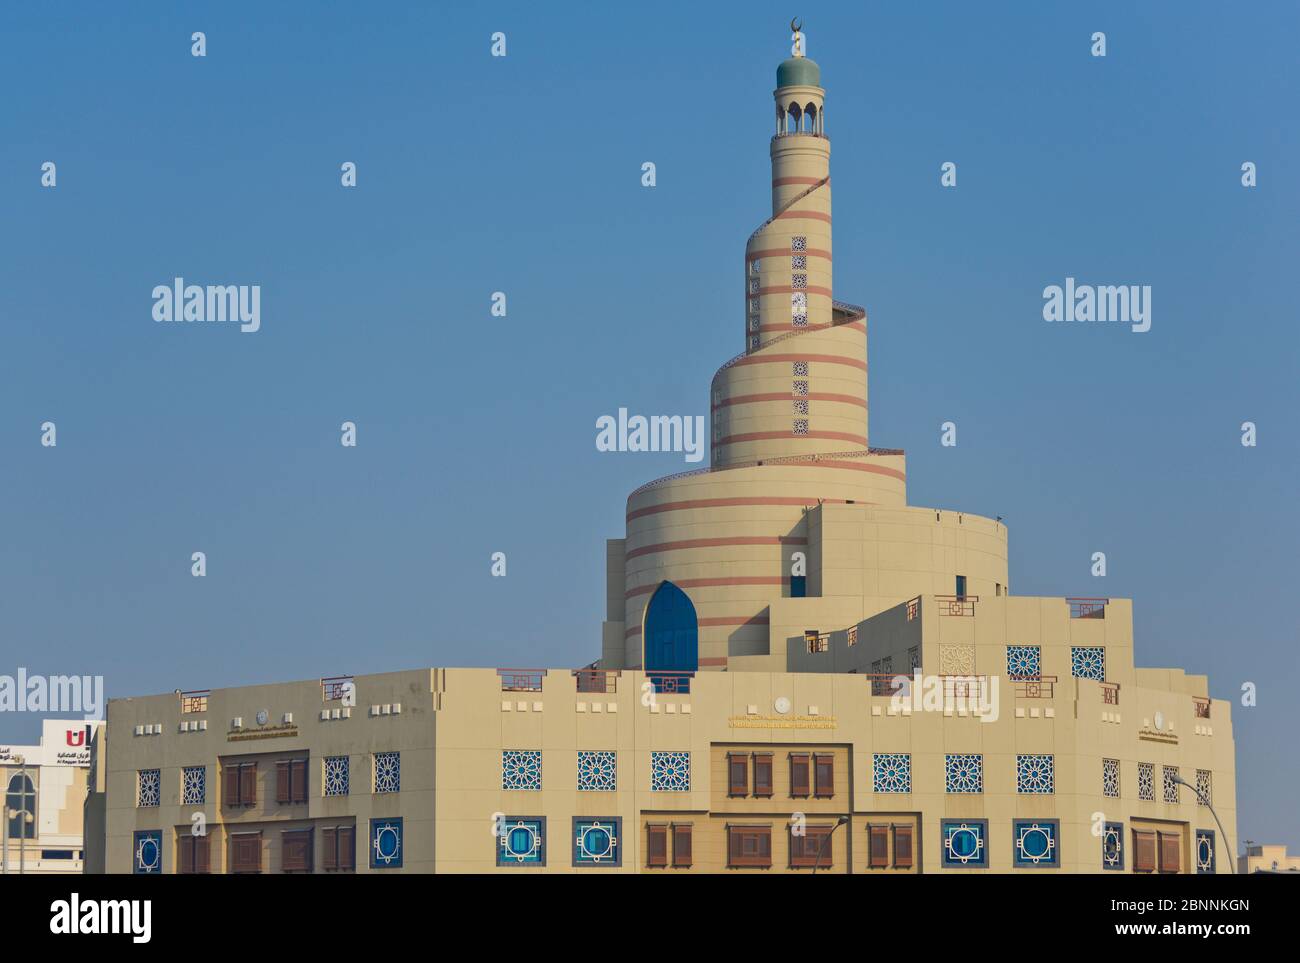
[712,20,869,468]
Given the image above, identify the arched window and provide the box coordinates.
[6,773,36,840]
[643,581,699,679]
[805,103,818,134]
[786,103,802,135]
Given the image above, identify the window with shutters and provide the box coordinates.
[646,824,668,868]
[222,761,257,808]
[321,825,356,872]
[789,825,833,869]
[1158,831,1181,874]
[1133,830,1156,873]
[753,753,773,797]
[177,833,210,875]
[276,758,308,805]
[727,824,772,868]
[727,753,749,796]
[892,824,913,869]
[672,823,693,868]
[789,753,810,797]
[281,829,313,873]
[868,823,889,868]
[229,832,263,874]
[813,754,834,798]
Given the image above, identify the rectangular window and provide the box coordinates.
[322,826,356,872]
[753,753,773,797]
[229,832,263,874]
[177,834,210,875]
[1133,830,1156,873]
[1158,831,1181,874]
[727,753,749,797]
[868,824,889,868]
[281,829,313,873]
[813,754,834,798]
[789,753,810,797]
[672,823,693,868]
[223,761,257,807]
[892,825,913,869]
[276,758,308,805]
[789,825,832,869]
[955,575,967,599]
[727,825,772,868]
[1138,762,1155,801]
[646,824,668,868]
[789,574,807,597]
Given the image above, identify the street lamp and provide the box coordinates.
[811,815,849,876]
[1173,773,1235,874]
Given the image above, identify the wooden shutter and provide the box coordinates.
[892,824,913,869]
[672,824,693,867]
[1133,831,1156,873]
[790,753,810,797]
[179,835,194,874]
[232,832,262,874]
[291,759,307,803]
[276,760,290,804]
[322,828,338,871]
[195,835,210,874]
[239,763,256,806]
[728,753,748,796]
[339,826,355,871]
[282,829,312,872]
[729,826,772,868]
[814,754,835,797]
[1159,832,1181,874]
[223,766,239,807]
[647,824,668,867]
[753,753,773,797]
[869,824,890,867]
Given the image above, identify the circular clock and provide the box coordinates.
[774,697,791,714]
[256,709,269,726]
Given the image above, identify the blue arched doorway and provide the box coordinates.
[643,581,698,691]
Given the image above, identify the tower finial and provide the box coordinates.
[790,17,804,58]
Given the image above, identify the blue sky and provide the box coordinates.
[1,2,1297,847]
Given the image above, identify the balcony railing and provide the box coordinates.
[573,668,618,694]
[1100,682,1121,705]
[1010,675,1056,699]
[935,595,978,617]
[865,673,907,697]
[906,596,920,621]
[1067,597,1109,619]
[178,690,210,714]
[1193,697,1211,719]
[498,669,547,692]
[320,676,354,702]
[646,671,693,695]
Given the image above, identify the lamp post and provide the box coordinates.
[1173,773,1235,874]
[811,815,849,876]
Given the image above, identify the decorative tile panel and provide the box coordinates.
[1195,769,1212,806]
[373,751,400,793]
[138,769,160,808]
[1006,645,1041,678]
[1071,646,1105,681]
[872,753,911,793]
[1163,765,1180,804]
[791,254,806,269]
[1013,819,1059,867]
[939,643,975,675]
[370,817,403,868]
[941,820,987,867]
[792,361,808,377]
[182,766,205,805]
[1102,758,1120,798]
[502,750,543,791]
[1102,821,1124,870]
[573,818,621,866]
[133,830,162,874]
[577,750,616,792]
[1138,762,1155,801]
[498,817,545,865]
[1196,829,1216,874]
[791,236,807,252]
[324,756,350,796]
[1017,754,1055,794]
[650,751,690,792]
[945,754,983,794]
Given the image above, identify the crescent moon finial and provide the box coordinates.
[791,16,802,33]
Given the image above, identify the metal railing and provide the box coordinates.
[320,676,354,702]
[573,669,618,694]
[935,595,978,617]
[498,669,547,692]
[178,690,209,714]
[1067,598,1109,619]
[1193,697,1211,719]
[1100,682,1121,705]
[1010,675,1056,699]
[646,671,693,694]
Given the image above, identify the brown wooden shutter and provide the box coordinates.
[869,824,889,867]
[291,759,307,803]
[276,760,290,804]
[339,826,355,871]
[757,826,772,866]
[753,754,773,797]
[239,763,256,806]
[223,766,239,807]
[790,753,810,797]
[179,835,194,874]
[322,828,338,871]
[232,832,262,874]
[282,829,312,872]
[728,753,748,796]
[892,824,913,869]
[647,824,668,867]
[1159,832,1181,874]
[195,835,210,874]
[672,824,693,867]
[1133,831,1156,872]
[814,754,835,797]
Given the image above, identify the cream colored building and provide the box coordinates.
[1,719,100,874]
[1238,844,1299,874]
[88,29,1237,874]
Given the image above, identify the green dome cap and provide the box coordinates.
[776,57,821,88]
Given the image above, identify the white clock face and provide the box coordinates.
[1154,711,1164,731]
[775,697,791,714]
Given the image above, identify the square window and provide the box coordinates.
[324,756,350,796]
[1102,821,1125,870]
[1017,754,1054,794]
[1006,644,1041,678]
[573,818,621,866]
[791,292,807,311]
[1071,646,1105,681]
[1103,758,1120,798]
[793,361,808,377]
[498,816,545,866]
[872,753,911,793]
[792,314,808,327]
[748,259,761,275]
[792,274,807,289]
[373,751,400,793]
[502,750,543,790]
[182,766,205,806]
[1013,819,1060,867]
[137,769,160,808]
[651,751,690,792]
[791,254,806,269]
[941,820,988,867]
[577,750,616,792]
[1163,765,1180,804]
[369,817,403,868]
[1138,762,1155,801]
[791,236,807,253]
[792,379,808,396]
[945,754,983,793]
[793,419,809,435]
[133,830,162,874]
[793,399,808,415]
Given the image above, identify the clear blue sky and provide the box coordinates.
[2,2,1296,848]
